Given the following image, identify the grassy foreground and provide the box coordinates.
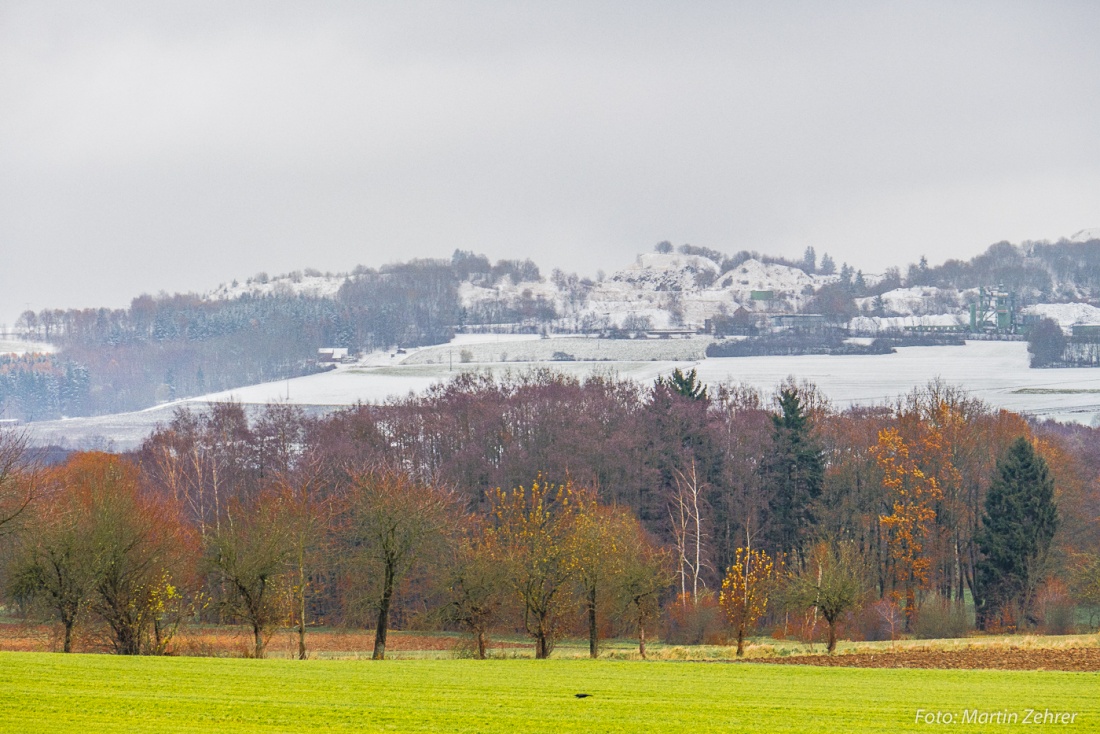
[0,652,1097,733]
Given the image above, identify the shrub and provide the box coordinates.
[1035,580,1076,635]
[913,595,970,639]
[663,593,727,645]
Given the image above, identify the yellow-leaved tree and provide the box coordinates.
[485,476,583,659]
[719,547,780,657]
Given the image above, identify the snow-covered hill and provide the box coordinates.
[205,252,844,333]
[198,241,1098,339]
[208,271,348,300]
[853,287,964,317]
[1023,303,1100,330]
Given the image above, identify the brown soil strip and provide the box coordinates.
[752,648,1100,672]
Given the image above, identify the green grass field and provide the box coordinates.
[1,652,1097,733]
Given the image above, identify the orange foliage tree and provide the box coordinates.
[15,452,194,655]
[873,428,942,626]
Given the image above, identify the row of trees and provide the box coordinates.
[2,366,1095,655]
[1,433,673,659]
[136,371,1097,636]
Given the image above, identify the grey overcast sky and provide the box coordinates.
[2,1,1099,326]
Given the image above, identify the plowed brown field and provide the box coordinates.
[755,647,1100,671]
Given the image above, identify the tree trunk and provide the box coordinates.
[63,620,74,653]
[826,620,837,654]
[297,553,307,660]
[297,617,306,660]
[736,626,745,657]
[587,585,599,659]
[476,629,487,660]
[373,562,395,660]
[638,625,646,659]
[253,622,265,658]
[905,580,916,632]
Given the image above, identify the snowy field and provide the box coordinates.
[20,338,1100,450]
[0,339,56,355]
[404,335,711,365]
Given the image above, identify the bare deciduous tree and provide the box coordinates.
[343,469,456,660]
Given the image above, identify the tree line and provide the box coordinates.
[2,369,1097,656]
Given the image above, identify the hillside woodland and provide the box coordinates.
[4,238,1099,420]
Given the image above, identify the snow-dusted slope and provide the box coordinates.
[209,272,347,300]
[582,255,830,329]
[854,287,963,317]
[198,247,1097,339]
[199,252,850,333]
[0,338,57,355]
[1023,303,1100,330]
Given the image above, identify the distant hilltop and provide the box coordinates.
[5,234,1099,421]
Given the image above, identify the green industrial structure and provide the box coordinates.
[969,285,1018,334]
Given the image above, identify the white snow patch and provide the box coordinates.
[209,273,347,300]
[1023,303,1100,329]
[854,287,962,317]
[0,339,57,355]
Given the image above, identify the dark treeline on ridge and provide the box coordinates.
[3,371,1098,657]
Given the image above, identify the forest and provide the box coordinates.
[1,370,1097,658]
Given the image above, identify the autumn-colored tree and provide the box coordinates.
[873,428,942,625]
[1069,553,1100,626]
[718,547,780,657]
[574,501,644,658]
[60,453,192,655]
[436,519,510,659]
[342,469,456,660]
[894,383,975,604]
[784,541,867,653]
[613,523,674,658]
[6,467,95,652]
[205,490,293,658]
[485,477,582,659]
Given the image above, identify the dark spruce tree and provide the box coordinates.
[656,368,708,402]
[975,437,1058,630]
[764,389,823,557]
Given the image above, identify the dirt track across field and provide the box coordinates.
[754,647,1100,672]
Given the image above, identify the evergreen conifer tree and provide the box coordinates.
[765,389,823,557]
[975,437,1058,629]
